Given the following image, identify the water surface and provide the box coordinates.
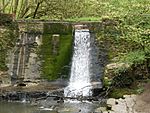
[0,101,55,113]
[0,101,100,113]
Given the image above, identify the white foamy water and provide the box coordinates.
[64,29,92,97]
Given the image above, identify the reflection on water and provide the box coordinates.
[0,101,56,113]
[0,101,100,113]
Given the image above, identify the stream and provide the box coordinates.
[0,101,100,113]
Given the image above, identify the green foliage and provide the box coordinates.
[65,17,100,22]
[109,88,136,99]
[136,87,144,94]
[41,34,72,80]
[104,77,112,88]
[0,0,100,19]
[109,82,145,98]
[96,0,150,78]
[120,50,146,66]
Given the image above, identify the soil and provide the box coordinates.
[134,83,150,113]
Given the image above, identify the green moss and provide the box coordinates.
[0,51,8,71]
[0,16,18,71]
[41,34,72,80]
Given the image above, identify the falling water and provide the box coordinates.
[64,27,92,97]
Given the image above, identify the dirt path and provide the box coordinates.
[134,83,150,113]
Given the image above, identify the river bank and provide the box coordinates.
[95,82,150,113]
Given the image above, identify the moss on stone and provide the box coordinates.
[41,34,72,80]
[0,14,18,71]
[43,23,72,34]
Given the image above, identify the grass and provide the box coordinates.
[108,88,135,99]
[109,86,144,99]
[65,17,100,22]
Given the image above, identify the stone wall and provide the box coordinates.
[44,22,72,34]
[0,13,18,86]
[17,20,44,33]
[3,20,105,82]
[17,20,103,34]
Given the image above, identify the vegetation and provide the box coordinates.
[0,14,18,71]
[41,34,72,80]
[0,0,149,89]
[95,0,150,98]
[0,0,100,19]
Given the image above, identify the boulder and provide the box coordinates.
[106,63,129,70]
[95,107,106,113]
[107,98,116,106]
[108,111,115,113]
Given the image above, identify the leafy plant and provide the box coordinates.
[120,50,146,66]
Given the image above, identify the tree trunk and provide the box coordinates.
[33,0,43,19]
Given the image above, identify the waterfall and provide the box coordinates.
[64,27,93,97]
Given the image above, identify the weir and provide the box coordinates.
[8,32,42,84]
[3,22,104,102]
[64,25,102,98]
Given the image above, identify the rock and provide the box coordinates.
[108,111,115,113]
[123,95,131,98]
[117,98,125,103]
[111,103,128,113]
[95,107,106,112]
[107,105,112,110]
[92,88,103,97]
[106,63,129,70]
[124,96,135,108]
[58,108,78,113]
[107,98,116,106]
[130,94,136,101]
[106,95,137,113]
[91,82,103,89]
[1,91,48,102]
[102,111,108,113]
[74,25,88,30]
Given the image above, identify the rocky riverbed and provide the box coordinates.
[0,80,66,102]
